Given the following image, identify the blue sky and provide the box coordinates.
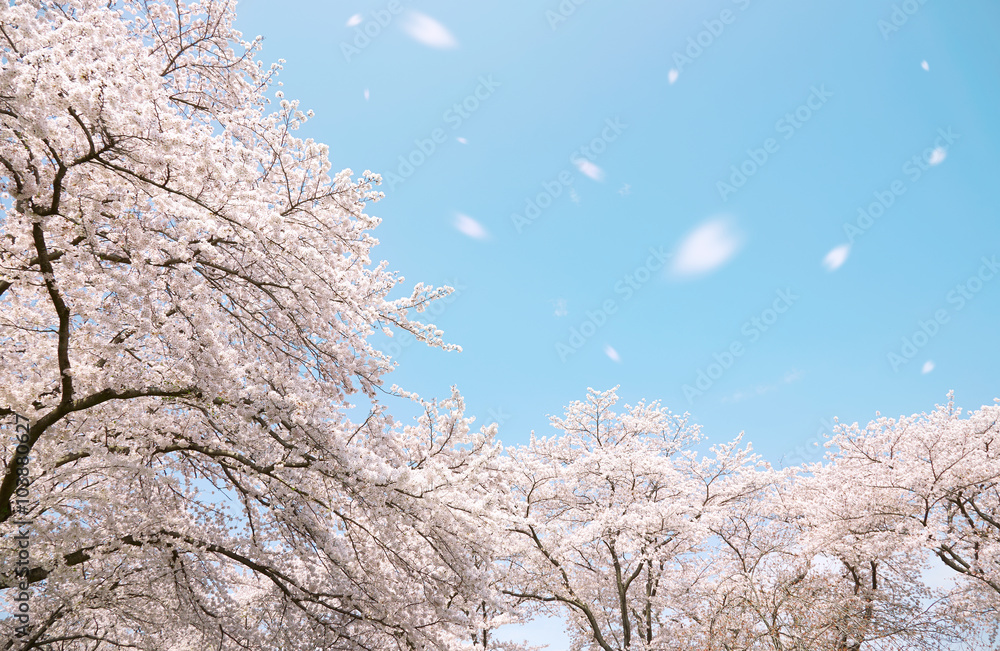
[232,0,1000,462]
[232,1,1000,646]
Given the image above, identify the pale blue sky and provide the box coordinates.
[232,2,1000,643]
[232,0,1000,464]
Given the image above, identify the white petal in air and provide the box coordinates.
[364,88,370,101]
[922,360,935,374]
[454,214,489,240]
[604,345,621,363]
[928,147,947,166]
[823,244,851,271]
[668,69,679,84]
[456,137,468,144]
[921,60,930,71]
[574,158,605,182]
[401,11,459,49]
[552,298,568,317]
[670,217,744,278]
[346,13,363,27]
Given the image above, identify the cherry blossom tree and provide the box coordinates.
[811,395,1000,645]
[700,472,959,651]
[0,1,501,648]
[492,388,769,651]
[489,389,971,651]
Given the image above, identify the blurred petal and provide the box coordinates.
[454,214,489,240]
[401,11,459,49]
[670,217,744,278]
[823,244,851,271]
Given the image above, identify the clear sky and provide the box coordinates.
[230,1,999,643]
[231,0,1000,464]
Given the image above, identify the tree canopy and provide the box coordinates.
[1,2,997,650]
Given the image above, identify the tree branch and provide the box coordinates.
[0,385,198,522]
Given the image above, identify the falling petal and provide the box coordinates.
[670,217,744,278]
[454,213,489,240]
[401,11,459,49]
[574,158,605,182]
[823,244,851,271]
